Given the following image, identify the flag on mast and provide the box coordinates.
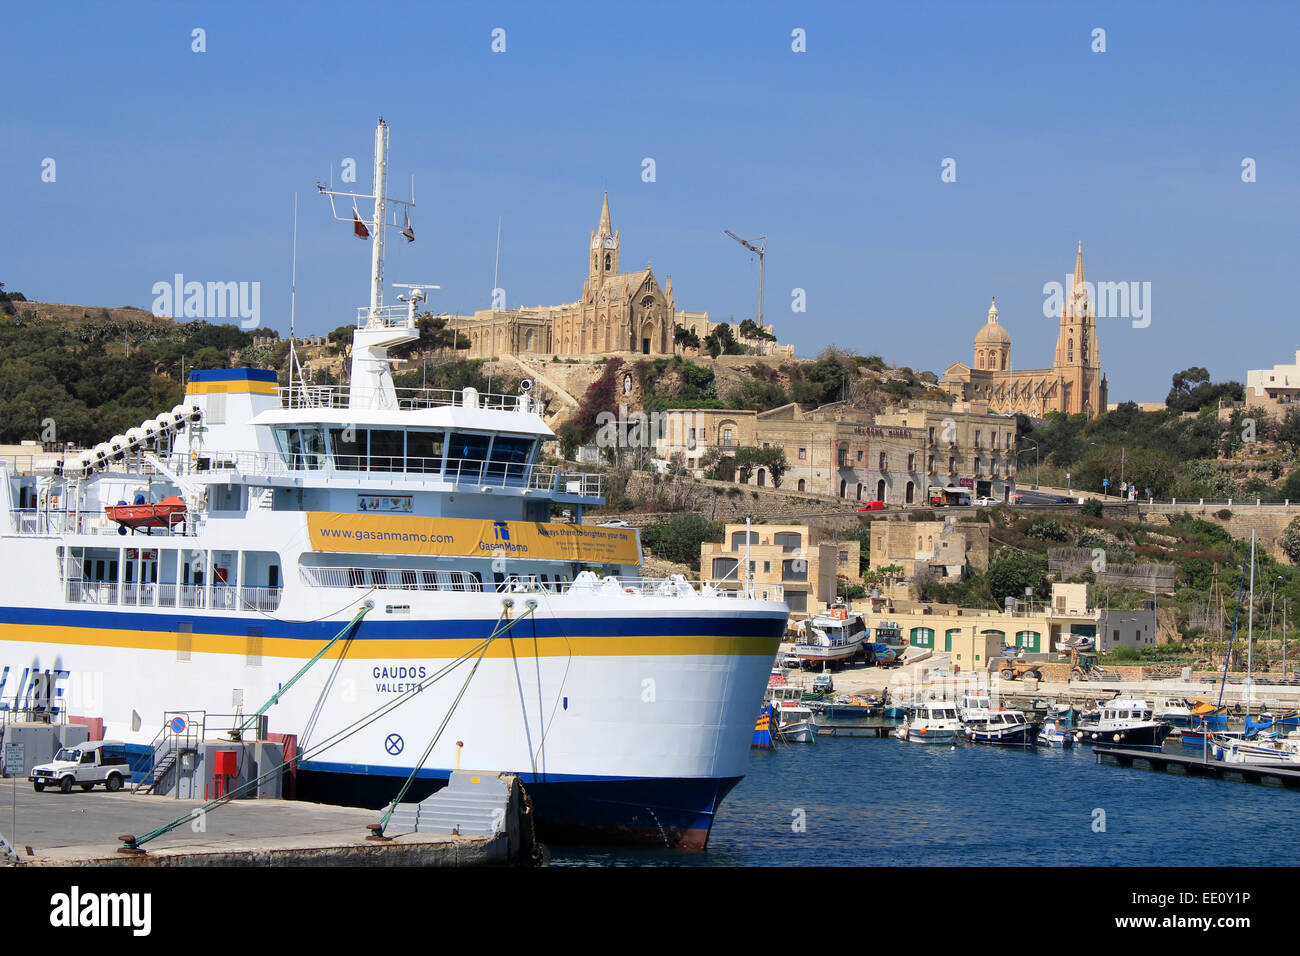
[352,204,370,240]
[401,210,415,243]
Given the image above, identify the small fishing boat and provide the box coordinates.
[893,700,962,744]
[768,685,818,743]
[752,703,777,749]
[1213,732,1300,765]
[1047,703,1078,726]
[1245,711,1300,737]
[1074,698,1173,751]
[965,707,1041,746]
[104,495,187,530]
[1037,720,1074,748]
[1153,698,1195,727]
[819,695,880,719]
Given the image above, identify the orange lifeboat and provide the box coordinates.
[105,495,187,529]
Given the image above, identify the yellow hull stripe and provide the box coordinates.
[0,623,781,660]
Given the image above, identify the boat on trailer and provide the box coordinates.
[0,119,789,850]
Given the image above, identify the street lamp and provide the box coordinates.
[1019,438,1040,490]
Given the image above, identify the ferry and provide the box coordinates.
[0,119,789,849]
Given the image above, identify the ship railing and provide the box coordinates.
[120,582,158,607]
[210,585,239,611]
[278,384,541,415]
[355,304,417,327]
[65,580,118,605]
[239,586,283,611]
[157,583,178,607]
[300,566,482,592]
[11,508,200,538]
[197,451,601,496]
[179,584,206,609]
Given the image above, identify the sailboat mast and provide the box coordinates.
[1248,529,1255,682]
[369,117,389,323]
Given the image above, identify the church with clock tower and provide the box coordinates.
[455,192,680,359]
[940,243,1107,418]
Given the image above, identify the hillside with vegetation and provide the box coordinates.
[0,285,504,448]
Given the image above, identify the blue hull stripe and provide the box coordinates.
[0,605,786,641]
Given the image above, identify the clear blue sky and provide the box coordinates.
[3,1,1297,403]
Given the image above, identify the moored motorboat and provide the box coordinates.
[1074,698,1173,751]
[893,700,962,744]
[767,685,818,743]
[1213,732,1300,765]
[965,707,1041,746]
[1037,720,1074,748]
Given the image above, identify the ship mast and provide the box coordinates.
[317,117,421,409]
[369,118,388,323]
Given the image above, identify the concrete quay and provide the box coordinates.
[0,787,529,867]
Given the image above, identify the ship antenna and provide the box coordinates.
[488,216,502,394]
[288,192,299,395]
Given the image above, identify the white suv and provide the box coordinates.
[29,740,130,793]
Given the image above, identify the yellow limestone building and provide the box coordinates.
[941,244,1108,418]
[451,193,790,360]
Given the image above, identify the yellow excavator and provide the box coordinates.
[1068,646,1117,681]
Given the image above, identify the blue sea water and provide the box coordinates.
[552,734,1300,866]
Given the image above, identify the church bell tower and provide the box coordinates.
[589,191,619,291]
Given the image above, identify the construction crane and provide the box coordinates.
[724,229,766,330]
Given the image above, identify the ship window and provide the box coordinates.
[448,432,492,479]
[487,436,535,484]
[329,427,367,471]
[406,430,445,474]
[369,430,405,472]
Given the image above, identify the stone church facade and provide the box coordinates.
[453,193,675,360]
[446,192,791,361]
[940,243,1107,418]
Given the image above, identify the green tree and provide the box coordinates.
[673,324,701,351]
[733,446,788,487]
[1280,516,1300,564]
[703,322,738,357]
[986,551,1050,607]
[640,513,722,568]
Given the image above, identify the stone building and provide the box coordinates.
[700,523,842,617]
[1221,349,1300,422]
[875,402,1018,503]
[861,581,1102,658]
[655,399,1018,504]
[868,515,991,580]
[448,193,789,360]
[941,244,1108,418]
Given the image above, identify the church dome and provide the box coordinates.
[974,297,1010,347]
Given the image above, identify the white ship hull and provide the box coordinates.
[0,580,786,847]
